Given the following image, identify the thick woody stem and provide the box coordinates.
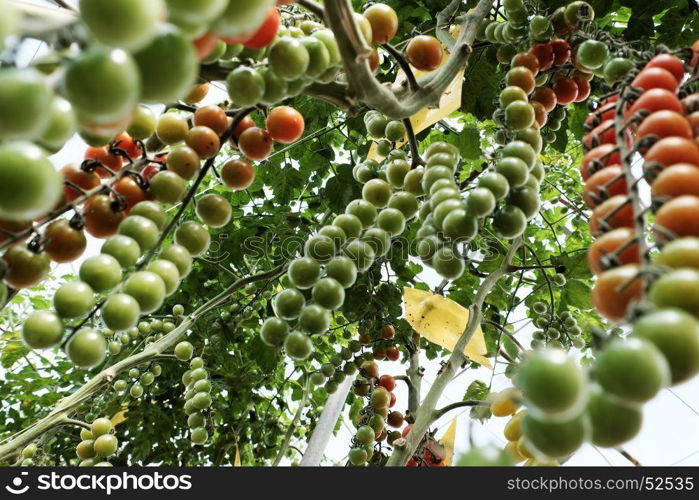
[385,240,521,466]
[322,0,495,119]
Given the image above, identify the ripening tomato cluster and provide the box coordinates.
[348,362,407,466]
[226,106,306,163]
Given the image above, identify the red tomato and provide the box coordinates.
[113,176,147,212]
[636,110,693,141]
[84,146,123,179]
[590,195,634,236]
[652,163,699,199]
[238,127,273,161]
[266,106,305,144]
[644,136,699,169]
[193,33,219,60]
[626,88,684,119]
[141,163,161,183]
[230,116,256,147]
[645,54,685,83]
[584,119,616,150]
[550,39,571,66]
[632,67,680,92]
[573,75,591,102]
[114,133,142,160]
[59,163,101,203]
[580,144,621,180]
[588,227,640,275]
[584,164,628,208]
[655,195,699,240]
[243,7,280,50]
[585,102,616,130]
[553,77,579,106]
[378,374,396,391]
[529,42,554,71]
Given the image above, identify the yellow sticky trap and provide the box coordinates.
[403,287,491,368]
[110,408,128,427]
[439,418,458,466]
[368,30,465,161]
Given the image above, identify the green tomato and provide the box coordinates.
[175,341,193,361]
[433,246,465,280]
[22,310,64,349]
[226,66,266,107]
[93,434,118,458]
[134,25,198,103]
[522,412,589,459]
[66,328,107,368]
[333,214,363,240]
[0,68,53,141]
[147,259,181,296]
[284,330,313,360]
[301,36,330,78]
[298,305,330,335]
[54,281,95,319]
[259,67,288,106]
[376,207,406,236]
[160,244,193,278]
[38,96,77,153]
[586,384,642,448]
[272,289,306,320]
[576,40,609,70]
[304,234,336,263]
[101,235,142,268]
[149,171,187,206]
[516,348,587,417]
[79,255,122,292]
[127,105,157,140]
[166,0,227,25]
[633,308,699,384]
[268,37,310,81]
[79,0,162,51]
[312,29,341,66]
[442,209,478,241]
[344,239,376,272]
[0,142,62,222]
[288,256,322,289]
[346,199,378,228]
[123,271,166,313]
[312,278,345,310]
[64,47,140,124]
[118,215,160,251]
[362,227,391,258]
[103,293,141,332]
[260,317,290,347]
[175,221,211,256]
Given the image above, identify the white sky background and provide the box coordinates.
[7,0,699,467]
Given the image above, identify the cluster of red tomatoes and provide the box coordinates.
[584,52,698,321]
[194,3,287,59]
[349,359,408,466]
[583,49,699,389]
[228,106,306,162]
[358,324,402,362]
